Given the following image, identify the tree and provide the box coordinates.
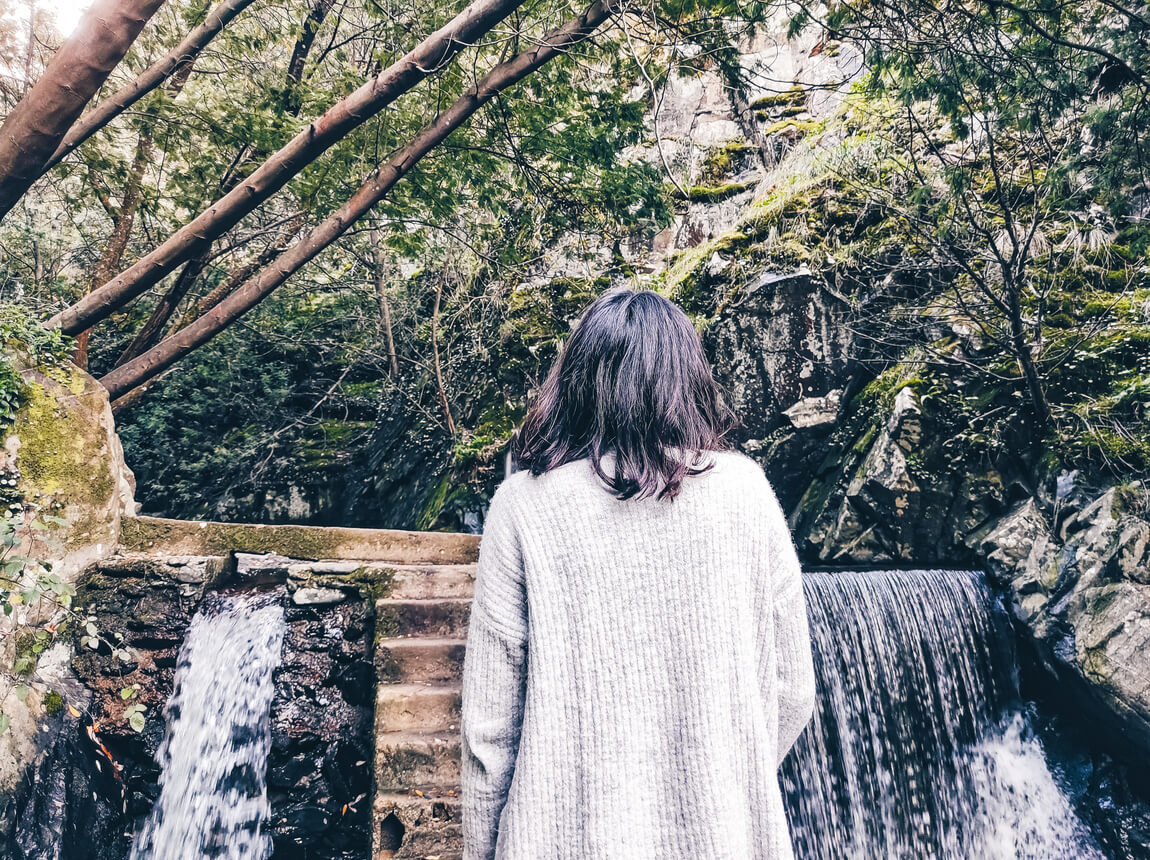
[784,0,1150,428]
[46,0,531,336]
[39,0,260,174]
[99,0,620,399]
[0,0,166,218]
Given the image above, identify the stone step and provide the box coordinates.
[377,638,466,684]
[376,599,471,639]
[377,684,461,734]
[388,565,476,600]
[375,793,462,860]
[375,731,461,791]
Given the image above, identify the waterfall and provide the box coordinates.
[130,591,286,860]
[781,570,1102,859]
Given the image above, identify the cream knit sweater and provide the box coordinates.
[461,450,816,859]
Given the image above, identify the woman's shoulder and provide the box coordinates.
[490,449,775,507]
[700,448,771,486]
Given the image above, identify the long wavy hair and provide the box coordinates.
[512,288,736,500]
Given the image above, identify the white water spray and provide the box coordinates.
[130,591,285,860]
[782,570,1103,859]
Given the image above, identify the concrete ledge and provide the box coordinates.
[118,515,480,565]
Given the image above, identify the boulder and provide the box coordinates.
[981,486,1150,757]
[0,353,136,829]
[4,357,136,577]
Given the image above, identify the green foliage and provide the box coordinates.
[0,302,73,436]
[0,508,73,731]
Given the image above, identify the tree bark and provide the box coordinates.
[73,133,152,367]
[98,0,618,400]
[41,0,258,175]
[369,225,399,376]
[1007,287,1052,427]
[281,0,334,115]
[431,276,456,434]
[0,0,166,220]
[49,0,531,337]
[115,254,206,364]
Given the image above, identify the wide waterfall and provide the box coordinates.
[782,569,1102,859]
[129,591,286,860]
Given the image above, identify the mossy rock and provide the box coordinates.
[4,356,135,578]
[686,181,755,203]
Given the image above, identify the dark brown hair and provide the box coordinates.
[512,287,735,500]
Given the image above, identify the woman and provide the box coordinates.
[461,288,816,859]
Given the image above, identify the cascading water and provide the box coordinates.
[781,569,1103,859]
[130,591,286,860]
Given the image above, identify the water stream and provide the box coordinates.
[129,591,286,860]
[782,569,1103,859]
[126,570,1112,860]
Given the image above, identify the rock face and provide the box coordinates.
[787,385,1012,564]
[981,487,1150,759]
[5,552,385,860]
[704,273,853,448]
[0,356,137,835]
[4,357,137,577]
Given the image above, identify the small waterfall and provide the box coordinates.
[130,591,286,860]
[781,570,1103,859]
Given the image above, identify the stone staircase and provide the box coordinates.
[373,564,475,859]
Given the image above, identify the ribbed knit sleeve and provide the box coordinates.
[461,483,529,860]
[764,482,817,766]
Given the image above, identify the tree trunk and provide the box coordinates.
[41,0,258,175]
[184,218,304,322]
[1007,288,1052,427]
[0,0,166,220]
[73,134,152,368]
[281,0,334,115]
[115,254,206,364]
[369,225,399,376]
[98,0,618,400]
[115,4,324,368]
[49,0,531,337]
[431,276,456,435]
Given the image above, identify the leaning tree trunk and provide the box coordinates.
[369,224,400,377]
[40,0,258,175]
[98,0,620,400]
[113,0,326,369]
[0,0,166,220]
[48,0,531,337]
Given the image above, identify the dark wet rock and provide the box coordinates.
[269,596,374,858]
[980,485,1150,760]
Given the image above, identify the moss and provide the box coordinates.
[416,472,453,531]
[1113,482,1150,516]
[699,140,752,183]
[42,690,64,715]
[120,517,351,559]
[310,565,398,614]
[749,86,805,111]
[686,181,754,203]
[760,119,821,138]
[294,419,372,468]
[12,380,115,529]
[851,422,879,455]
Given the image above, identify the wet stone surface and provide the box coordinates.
[269,594,375,859]
[11,554,377,860]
